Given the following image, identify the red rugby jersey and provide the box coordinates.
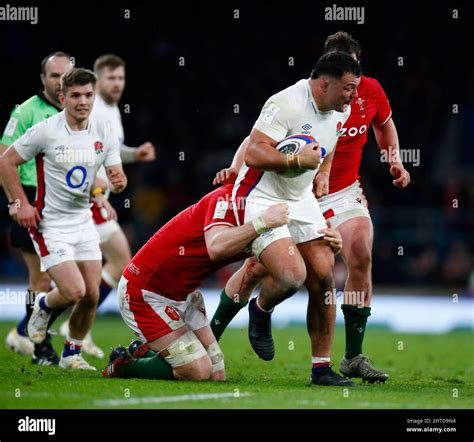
[329,76,392,194]
[123,184,249,301]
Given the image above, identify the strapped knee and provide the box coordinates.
[163,331,207,367]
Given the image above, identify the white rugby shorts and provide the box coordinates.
[318,180,370,229]
[238,191,327,259]
[29,217,101,271]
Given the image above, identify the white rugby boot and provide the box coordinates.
[27,292,52,344]
[5,327,34,356]
[82,333,105,359]
[59,353,97,370]
[60,319,104,359]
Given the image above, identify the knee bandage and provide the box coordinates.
[207,341,225,373]
[164,331,207,367]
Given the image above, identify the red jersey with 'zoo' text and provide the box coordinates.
[329,76,392,194]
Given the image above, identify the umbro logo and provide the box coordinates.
[301,123,312,132]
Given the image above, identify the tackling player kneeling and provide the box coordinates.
[102,184,289,381]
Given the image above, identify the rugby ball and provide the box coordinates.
[276,134,326,178]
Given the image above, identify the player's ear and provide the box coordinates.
[40,73,46,86]
[320,77,329,92]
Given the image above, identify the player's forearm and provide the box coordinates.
[120,145,137,164]
[245,140,288,172]
[0,161,28,205]
[318,147,335,175]
[91,176,109,195]
[230,136,250,170]
[374,119,402,166]
[207,223,258,261]
[105,163,127,193]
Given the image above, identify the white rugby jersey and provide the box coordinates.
[92,94,125,145]
[92,94,135,189]
[234,79,350,202]
[14,111,121,227]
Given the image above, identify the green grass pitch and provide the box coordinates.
[0,316,472,409]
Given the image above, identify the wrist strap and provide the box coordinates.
[252,216,269,235]
[91,187,104,196]
[286,153,301,170]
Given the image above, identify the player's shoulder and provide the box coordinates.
[9,95,40,119]
[23,111,62,139]
[200,184,233,206]
[359,75,385,95]
[267,78,307,109]
[39,110,63,128]
[91,94,109,116]
[89,113,114,136]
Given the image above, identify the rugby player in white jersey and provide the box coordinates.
[2,52,74,364]
[0,68,127,370]
[58,55,156,357]
[213,52,361,385]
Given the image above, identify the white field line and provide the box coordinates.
[94,392,251,407]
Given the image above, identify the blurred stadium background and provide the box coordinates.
[0,1,472,333]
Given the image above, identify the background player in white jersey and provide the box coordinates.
[221,52,361,385]
[1,52,75,364]
[0,68,127,370]
[59,55,156,357]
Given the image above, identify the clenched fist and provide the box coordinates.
[262,203,290,229]
[298,142,323,169]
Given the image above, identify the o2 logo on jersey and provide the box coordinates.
[66,165,89,193]
[338,124,368,138]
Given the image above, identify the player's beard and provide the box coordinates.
[45,84,62,107]
[102,88,123,105]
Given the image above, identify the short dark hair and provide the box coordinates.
[324,31,361,61]
[61,68,97,93]
[41,51,72,75]
[93,54,126,74]
[310,52,361,80]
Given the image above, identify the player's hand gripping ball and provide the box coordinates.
[276,134,326,178]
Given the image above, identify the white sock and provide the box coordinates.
[312,356,331,365]
[66,336,83,348]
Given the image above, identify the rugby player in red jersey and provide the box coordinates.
[102,185,292,381]
[211,32,410,384]
[315,32,410,382]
